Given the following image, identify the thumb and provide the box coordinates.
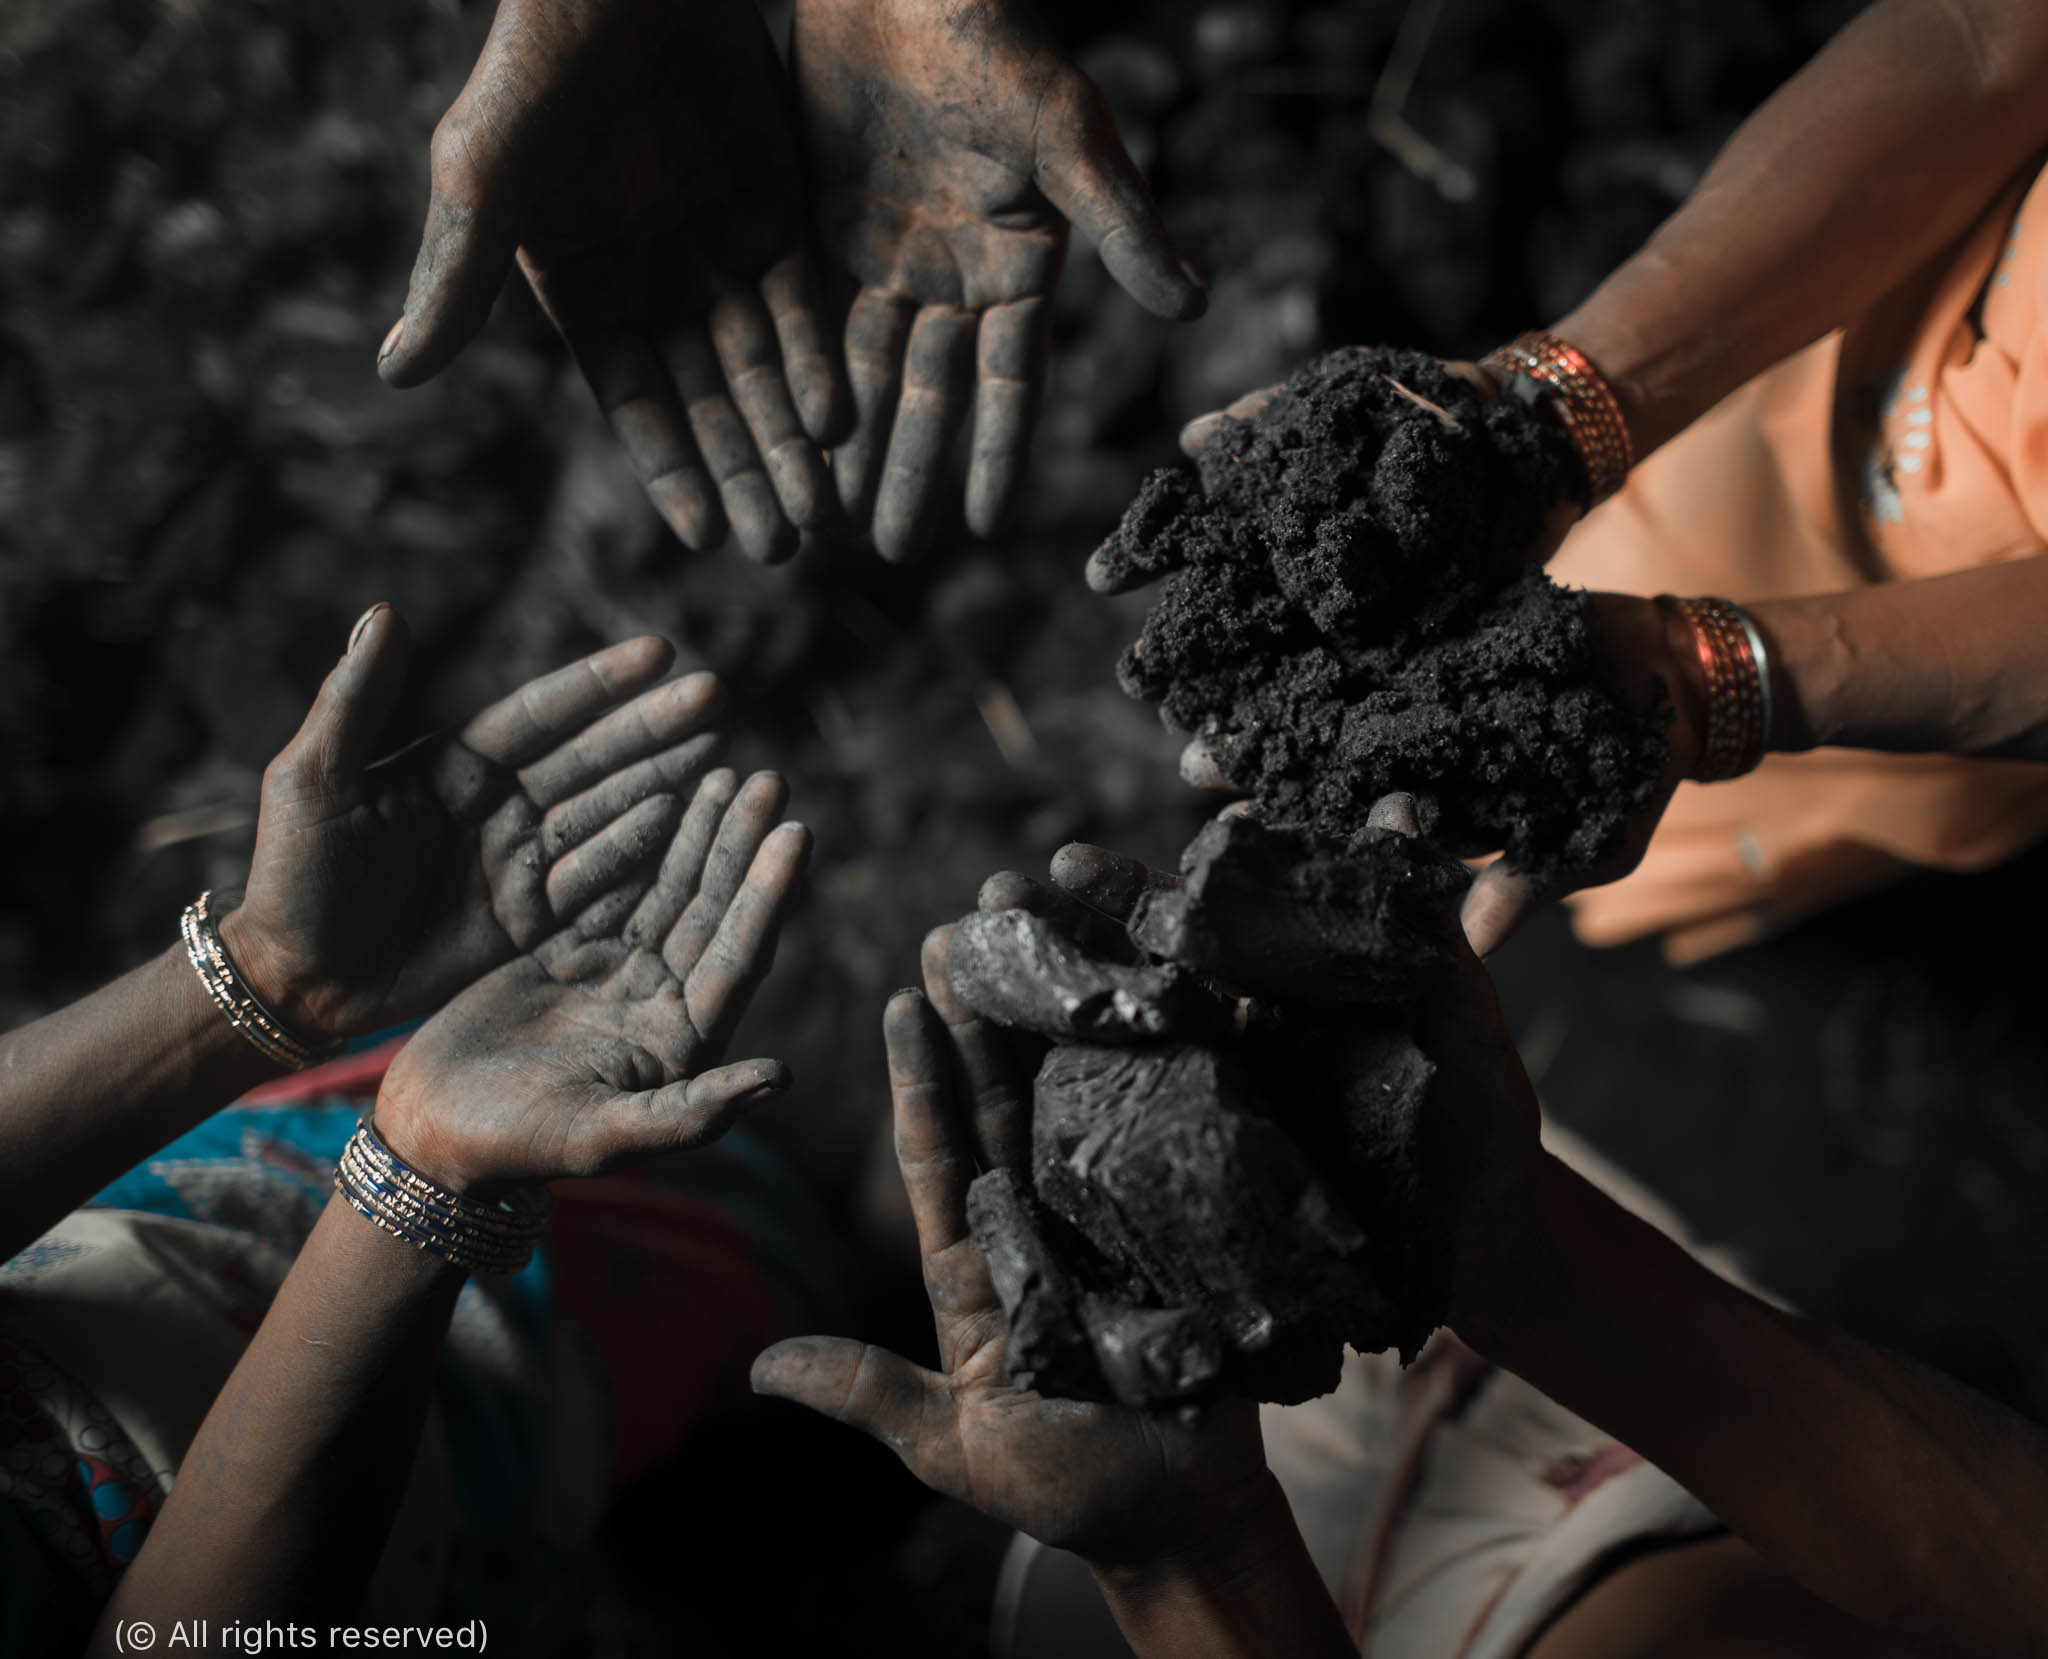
[751,1338,949,1477]
[377,116,530,388]
[1033,70,1207,323]
[579,1059,792,1166]
[1460,857,1552,960]
[276,604,413,799]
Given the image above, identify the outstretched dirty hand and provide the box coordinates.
[791,0,1207,560]
[381,0,849,564]
[376,769,811,1193]
[752,935,1266,1563]
[228,604,729,1044]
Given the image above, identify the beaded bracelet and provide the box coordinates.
[1657,595,1776,782]
[181,889,339,1071]
[1479,329,1635,506]
[334,1119,550,1276]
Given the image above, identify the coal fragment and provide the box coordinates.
[1260,1015,1449,1351]
[1080,1294,1225,1409]
[1028,1042,1395,1404]
[1131,815,1469,1005]
[964,1167,1103,1400]
[946,907,1223,1043]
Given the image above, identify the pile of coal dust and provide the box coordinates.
[1095,346,1669,880]
[949,815,1470,1410]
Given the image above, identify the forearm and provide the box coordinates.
[92,1194,462,1641]
[1555,0,2048,458]
[1089,1473,1356,1659]
[0,925,285,1257]
[1462,1155,2048,1654]
[1754,553,2048,759]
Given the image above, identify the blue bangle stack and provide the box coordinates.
[334,1119,551,1275]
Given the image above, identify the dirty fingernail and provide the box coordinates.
[377,319,403,365]
[348,602,387,654]
[1179,255,1209,292]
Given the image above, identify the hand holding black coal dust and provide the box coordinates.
[374,769,810,1194]
[789,0,1208,560]
[752,935,1268,1563]
[1089,347,1678,959]
[225,604,728,1047]
[1457,591,1704,956]
[380,0,850,563]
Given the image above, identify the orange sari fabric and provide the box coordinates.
[1551,158,2048,961]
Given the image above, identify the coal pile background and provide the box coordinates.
[9,0,2048,1652]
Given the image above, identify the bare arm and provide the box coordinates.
[1560,0,2048,457]
[1090,1477,1356,1659]
[87,1195,465,1640]
[0,940,285,1258]
[1756,552,2048,760]
[1459,1152,2048,1657]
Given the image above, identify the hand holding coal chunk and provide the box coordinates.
[948,816,1468,1409]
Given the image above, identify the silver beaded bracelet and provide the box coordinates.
[334,1119,551,1276]
[181,889,340,1071]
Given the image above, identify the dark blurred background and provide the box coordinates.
[9,0,2048,1652]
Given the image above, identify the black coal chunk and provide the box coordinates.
[1131,815,1470,1005]
[946,906,1222,1043]
[1102,344,1669,883]
[1028,1042,1393,1406]
[1259,1015,1449,1349]
[964,1167,1104,1400]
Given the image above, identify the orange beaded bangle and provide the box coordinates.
[1657,595,1773,781]
[1480,330,1635,505]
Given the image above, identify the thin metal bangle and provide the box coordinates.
[1730,602,1777,757]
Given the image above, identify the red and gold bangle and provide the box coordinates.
[1656,595,1774,782]
[1480,329,1635,506]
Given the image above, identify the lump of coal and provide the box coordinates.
[1080,1295,1225,1409]
[1131,815,1470,1006]
[964,1167,1104,1401]
[1102,345,1668,882]
[946,907,1225,1043]
[1257,1016,1450,1348]
[1028,1043,1403,1405]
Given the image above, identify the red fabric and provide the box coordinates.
[546,1177,780,1487]
[237,1035,409,1104]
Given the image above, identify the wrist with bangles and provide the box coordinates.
[180,889,341,1072]
[1473,333,1773,779]
[1656,594,1777,782]
[179,888,550,1274]
[334,1118,551,1276]
[1478,329,1635,508]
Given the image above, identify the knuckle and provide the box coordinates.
[426,114,476,180]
